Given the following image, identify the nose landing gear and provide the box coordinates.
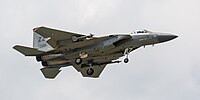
[124,58,129,63]
[123,48,133,63]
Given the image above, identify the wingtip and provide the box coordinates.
[13,45,19,49]
[33,27,40,31]
[33,26,46,31]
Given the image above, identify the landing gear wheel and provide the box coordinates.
[42,61,48,66]
[36,56,42,62]
[124,58,129,63]
[75,58,82,65]
[87,68,94,75]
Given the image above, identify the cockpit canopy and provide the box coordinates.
[134,30,151,34]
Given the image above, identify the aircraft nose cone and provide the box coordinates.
[158,34,178,43]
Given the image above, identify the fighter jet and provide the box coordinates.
[13,27,178,79]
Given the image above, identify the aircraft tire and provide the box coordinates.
[42,61,48,66]
[124,58,129,63]
[36,56,42,62]
[75,58,82,65]
[87,68,94,75]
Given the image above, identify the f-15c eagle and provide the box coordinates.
[13,27,178,79]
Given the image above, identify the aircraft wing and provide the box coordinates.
[34,27,85,47]
[70,52,123,78]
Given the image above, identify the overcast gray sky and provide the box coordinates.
[1,0,200,100]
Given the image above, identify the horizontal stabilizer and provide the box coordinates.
[40,67,61,79]
[13,45,44,56]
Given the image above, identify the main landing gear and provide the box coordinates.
[75,58,82,65]
[124,48,132,63]
[124,58,129,63]
[87,68,94,75]
[86,63,95,75]
[75,57,94,75]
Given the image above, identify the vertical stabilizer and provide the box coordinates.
[33,28,54,52]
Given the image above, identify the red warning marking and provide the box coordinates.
[33,28,39,31]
